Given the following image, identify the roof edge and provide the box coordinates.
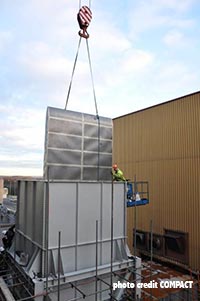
[113,90,200,120]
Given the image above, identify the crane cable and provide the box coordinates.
[64,36,81,111]
[79,0,91,9]
[86,38,99,118]
[65,1,99,119]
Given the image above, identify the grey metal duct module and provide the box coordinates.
[13,180,141,300]
[43,107,113,181]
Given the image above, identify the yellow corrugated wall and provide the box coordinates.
[113,92,200,270]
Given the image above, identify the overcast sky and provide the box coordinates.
[0,0,200,176]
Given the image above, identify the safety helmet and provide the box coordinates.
[113,164,118,170]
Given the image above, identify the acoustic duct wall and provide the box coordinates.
[44,107,112,181]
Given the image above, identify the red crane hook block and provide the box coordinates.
[77,6,92,39]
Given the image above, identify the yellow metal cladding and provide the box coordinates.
[113,92,200,270]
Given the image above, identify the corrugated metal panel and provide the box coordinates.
[113,92,200,270]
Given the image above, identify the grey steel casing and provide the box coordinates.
[43,107,113,181]
[15,181,129,278]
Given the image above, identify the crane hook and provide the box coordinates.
[77,6,92,39]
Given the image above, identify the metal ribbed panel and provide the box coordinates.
[113,92,200,270]
[16,181,128,277]
[44,107,113,181]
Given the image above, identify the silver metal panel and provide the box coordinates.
[44,107,113,180]
[77,183,101,244]
[49,119,82,135]
[83,153,112,166]
[113,184,125,238]
[34,182,45,246]
[60,248,75,273]
[48,133,82,150]
[84,124,112,139]
[17,181,44,249]
[48,149,81,165]
[26,182,33,240]
[83,138,112,153]
[83,138,99,152]
[101,183,111,240]
[101,183,125,240]
[49,183,77,247]
[49,108,82,121]
[46,182,126,273]
[83,167,111,181]
[101,241,112,265]
[84,123,99,137]
[82,167,98,180]
[77,245,96,270]
[18,181,26,234]
[49,166,81,180]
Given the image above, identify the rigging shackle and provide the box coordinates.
[77,6,92,39]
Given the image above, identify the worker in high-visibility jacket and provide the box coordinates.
[112,164,126,181]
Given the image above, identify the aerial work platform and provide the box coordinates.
[127,198,149,207]
[126,181,150,207]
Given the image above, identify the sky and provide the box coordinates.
[0,0,200,177]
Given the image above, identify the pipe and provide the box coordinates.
[150,220,153,301]
[58,231,61,301]
[110,179,114,300]
[133,175,137,301]
[44,166,50,299]
[95,220,98,301]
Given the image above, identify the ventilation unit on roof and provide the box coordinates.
[148,234,164,256]
[164,229,189,264]
[133,230,149,251]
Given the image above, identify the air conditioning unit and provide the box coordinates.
[164,229,189,264]
[148,234,164,256]
[133,230,149,251]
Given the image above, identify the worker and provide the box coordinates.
[2,224,15,250]
[112,164,126,181]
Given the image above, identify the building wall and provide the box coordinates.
[113,92,200,270]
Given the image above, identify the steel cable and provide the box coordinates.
[65,37,82,110]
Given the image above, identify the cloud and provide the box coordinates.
[128,0,197,38]
[0,152,42,167]
[0,106,45,149]
[19,42,72,79]
[0,105,45,176]
[163,30,185,47]
[158,61,195,82]
[0,167,42,177]
[170,18,196,29]
[154,0,196,12]
[121,49,154,73]
[0,31,13,54]
[91,22,131,55]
